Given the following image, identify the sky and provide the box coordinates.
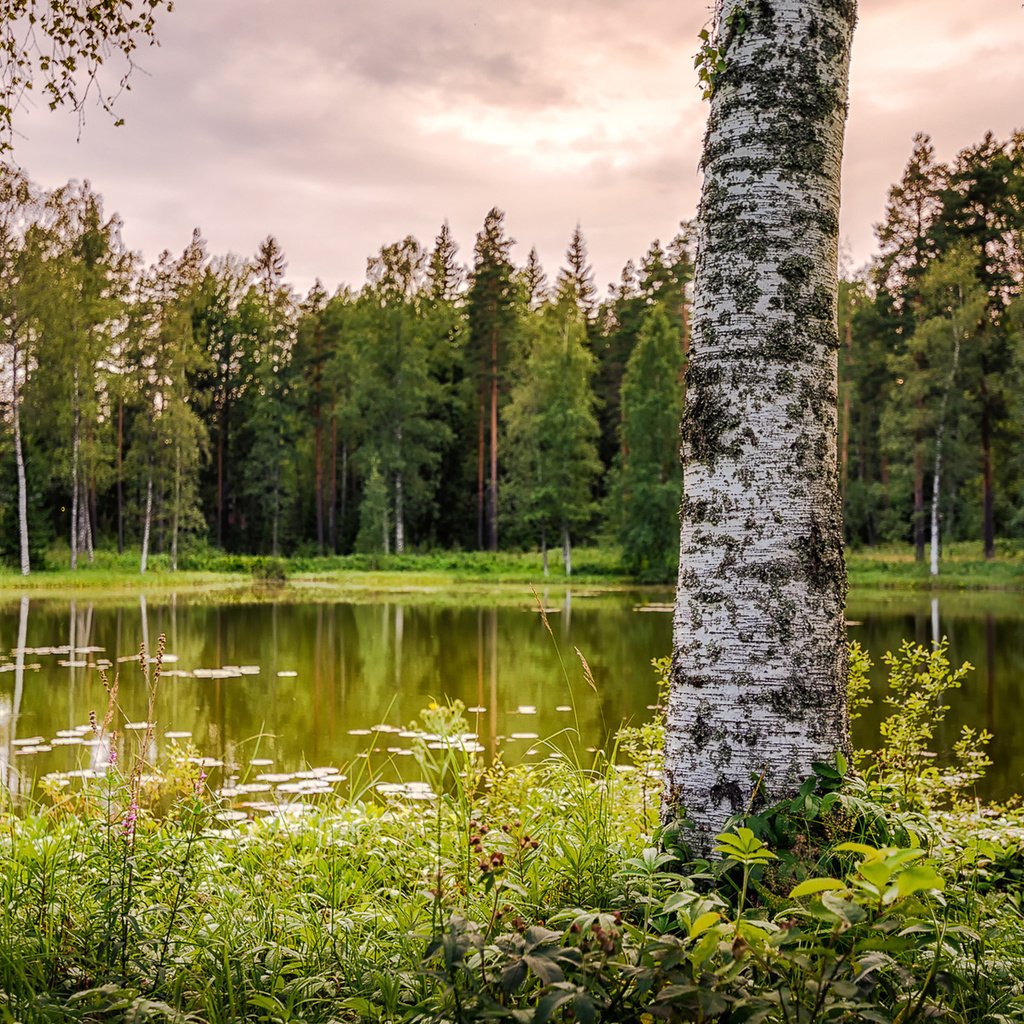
[7,0,1024,297]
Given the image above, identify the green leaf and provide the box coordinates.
[836,841,882,858]
[688,911,722,938]
[789,877,846,898]
[896,864,945,897]
[859,860,894,889]
[836,750,848,775]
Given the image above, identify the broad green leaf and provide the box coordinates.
[859,860,894,889]
[688,911,721,938]
[789,877,846,898]
[836,841,882,858]
[896,864,945,897]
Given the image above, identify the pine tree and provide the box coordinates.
[556,224,596,320]
[613,304,684,579]
[467,208,518,551]
[504,284,601,575]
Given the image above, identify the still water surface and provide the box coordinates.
[1,588,1021,800]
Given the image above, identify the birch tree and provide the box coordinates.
[666,0,857,853]
[0,167,34,574]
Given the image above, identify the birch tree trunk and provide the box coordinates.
[929,321,963,576]
[561,522,572,577]
[70,373,80,570]
[11,328,30,575]
[140,473,153,574]
[172,443,181,571]
[394,424,405,554]
[666,0,856,854]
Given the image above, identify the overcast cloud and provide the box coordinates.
[9,0,1023,295]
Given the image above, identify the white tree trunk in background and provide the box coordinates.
[140,473,153,574]
[11,329,30,575]
[929,325,962,577]
[666,0,856,854]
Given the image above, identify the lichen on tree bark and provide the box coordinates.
[666,0,856,854]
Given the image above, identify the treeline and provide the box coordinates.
[0,169,689,577]
[3,129,1021,580]
[841,130,1024,561]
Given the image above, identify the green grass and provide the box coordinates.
[847,540,1024,591]
[3,690,1024,1023]
[2,540,1023,600]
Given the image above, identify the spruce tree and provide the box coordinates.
[613,304,684,579]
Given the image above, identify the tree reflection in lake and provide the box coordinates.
[0,589,1021,799]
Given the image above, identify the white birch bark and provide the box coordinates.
[140,473,153,574]
[666,0,856,854]
[11,328,29,575]
[929,321,962,577]
[70,374,80,570]
[172,443,181,572]
[561,522,572,577]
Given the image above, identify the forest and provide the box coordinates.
[1,129,1022,579]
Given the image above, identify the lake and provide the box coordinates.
[1,587,1021,801]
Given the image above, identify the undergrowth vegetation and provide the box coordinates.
[1,641,1023,1022]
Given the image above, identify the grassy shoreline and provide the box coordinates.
[1,543,1022,598]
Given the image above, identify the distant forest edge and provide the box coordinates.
[1,129,1022,580]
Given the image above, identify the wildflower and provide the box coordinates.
[194,769,207,795]
[108,744,118,766]
[123,796,139,841]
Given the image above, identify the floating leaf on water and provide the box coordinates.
[845,620,863,627]
[614,764,636,773]
[67,768,103,779]
[193,668,242,679]
[75,646,105,654]
[124,722,155,731]
[218,787,241,798]
[234,783,272,794]
[58,660,88,668]
[56,729,83,738]
[347,728,372,736]
[277,781,332,794]
[42,774,72,788]
[276,670,298,678]
[249,758,274,767]
[516,705,537,715]
[165,731,192,739]
[466,706,487,714]
[116,655,137,663]
[51,737,84,746]
[555,705,573,712]
[215,810,248,823]
[256,773,297,783]
[238,665,260,674]
[309,767,342,778]
[633,604,674,613]
[509,732,539,741]
[375,781,435,800]
[15,746,42,755]
[187,757,224,768]
[371,724,401,733]
[13,736,45,747]
[526,749,540,756]
[399,730,420,739]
